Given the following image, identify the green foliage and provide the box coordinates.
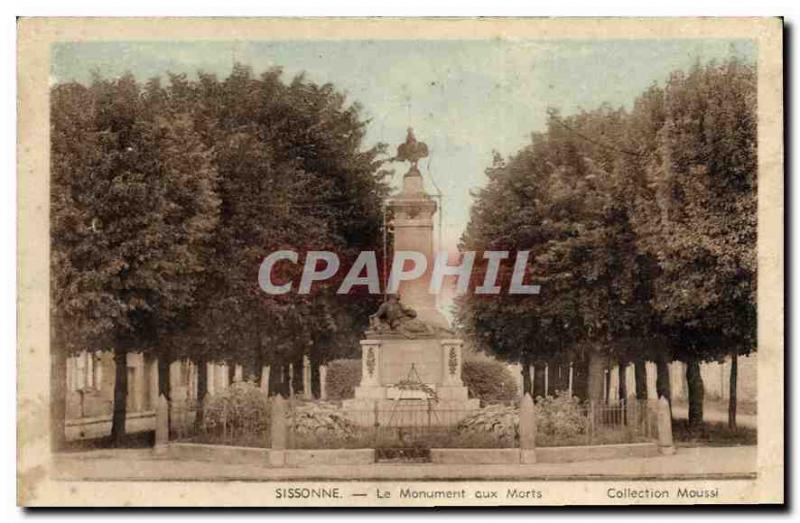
[462,358,519,402]
[324,359,362,400]
[456,404,519,446]
[458,57,757,387]
[535,391,589,439]
[203,380,271,436]
[51,75,220,352]
[625,60,757,362]
[290,401,358,441]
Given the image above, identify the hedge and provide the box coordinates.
[462,358,518,402]
[325,359,362,400]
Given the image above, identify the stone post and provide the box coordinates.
[519,393,537,464]
[154,394,169,454]
[656,395,675,455]
[319,365,328,400]
[269,395,288,466]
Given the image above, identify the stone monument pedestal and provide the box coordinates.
[343,337,480,426]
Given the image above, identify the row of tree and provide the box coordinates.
[50,65,391,446]
[458,58,757,429]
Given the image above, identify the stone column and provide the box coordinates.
[568,363,573,397]
[134,355,146,412]
[609,366,619,404]
[207,362,216,395]
[302,355,312,397]
[234,364,243,383]
[519,393,537,464]
[544,364,549,396]
[646,362,658,399]
[319,365,328,400]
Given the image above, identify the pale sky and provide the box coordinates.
[52,39,756,315]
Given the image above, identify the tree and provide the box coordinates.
[162,66,390,397]
[50,74,220,444]
[628,60,757,428]
[458,107,653,402]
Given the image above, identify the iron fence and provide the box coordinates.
[168,398,270,447]
[571,399,657,446]
[288,401,485,450]
[166,396,657,450]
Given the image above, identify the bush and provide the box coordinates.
[290,401,359,444]
[203,380,271,438]
[535,391,589,440]
[456,404,519,446]
[325,359,362,400]
[455,392,599,447]
[462,358,518,403]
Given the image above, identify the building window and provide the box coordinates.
[68,351,102,392]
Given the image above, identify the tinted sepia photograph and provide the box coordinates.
[16,17,783,506]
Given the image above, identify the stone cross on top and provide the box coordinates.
[394,127,429,168]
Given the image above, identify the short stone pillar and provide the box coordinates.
[519,393,537,464]
[440,339,464,386]
[319,365,328,400]
[656,395,675,455]
[154,394,169,454]
[269,395,288,466]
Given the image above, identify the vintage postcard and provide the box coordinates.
[17,17,783,506]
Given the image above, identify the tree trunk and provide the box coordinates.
[655,358,671,405]
[686,358,704,429]
[618,361,628,405]
[572,359,589,401]
[634,359,648,400]
[110,345,128,445]
[587,349,605,402]
[521,360,532,396]
[533,364,546,400]
[292,356,304,397]
[280,365,291,397]
[195,356,208,427]
[310,355,321,399]
[50,345,68,451]
[728,352,738,429]
[250,349,264,384]
[268,363,282,397]
[158,349,171,401]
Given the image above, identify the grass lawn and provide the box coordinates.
[672,419,756,447]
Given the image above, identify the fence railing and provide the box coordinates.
[574,399,657,446]
[167,398,270,448]
[160,395,664,452]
